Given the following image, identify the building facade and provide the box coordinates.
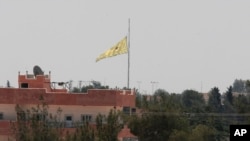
[0,70,136,140]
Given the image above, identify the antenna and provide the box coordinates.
[33,65,44,76]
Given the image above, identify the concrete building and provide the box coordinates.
[0,68,136,140]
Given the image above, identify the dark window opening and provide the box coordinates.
[0,113,3,120]
[132,108,136,113]
[82,115,92,123]
[21,83,28,88]
[123,107,130,115]
[66,116,72,121]
[65,115,73,128]
[33,113,45,121]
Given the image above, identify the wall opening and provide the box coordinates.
[0,112,3,120]
[123,107,130,115]
[81,114,92,123]
[65,115,73,127]
[21,83,29,88]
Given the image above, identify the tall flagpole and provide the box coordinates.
[127,18,130,89]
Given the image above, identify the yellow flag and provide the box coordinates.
[96,37,128,62]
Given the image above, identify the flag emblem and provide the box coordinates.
[96,37,128,62]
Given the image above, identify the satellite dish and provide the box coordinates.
[33,65,44,76]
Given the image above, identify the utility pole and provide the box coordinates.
[151,81,158,94]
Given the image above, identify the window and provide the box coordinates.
[21,83,28,88]
[65,115,72,121]
[0,113,3,120]
[123,107,130,115]
[81,114,92,123]
[131,108,136,115]
[32,113,45,121]
[65,115,73,128]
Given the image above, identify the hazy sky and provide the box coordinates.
[1,0,250,94]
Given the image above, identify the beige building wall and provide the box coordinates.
[0,135,10,141]
[4,104,122,123]
[0,135,14,141]
[0,104,16,120]
[0,104,122,140]
[47,105,122,122]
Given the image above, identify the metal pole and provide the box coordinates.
[127,18,130,89]
[151,81,159,94]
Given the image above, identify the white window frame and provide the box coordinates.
[64,114,73,128]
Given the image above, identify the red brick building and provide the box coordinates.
[0,69,136,140]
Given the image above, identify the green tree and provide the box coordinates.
[129,113,189,141]
[181,89,206,113]
[135,89,142,108]
[168,130,190,141]
[232,79,245,93]
[152,89,170,111]
[245,80,250,93]
[72,84,109,93]
[208,87,222,112]
[223,86,235,113]
[141,95,149,109]
[225,86,233,105]
[189,124,216,141]
[11,95,63,141]
[72,87,80,93]
[96,109,121,141]
[233,94,250,113]
[65,122,95,141]
[150,89,182,113]
[80,85,94,93]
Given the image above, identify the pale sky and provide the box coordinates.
[1,0,250,94]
